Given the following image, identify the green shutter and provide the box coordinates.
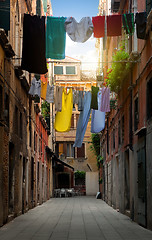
[66,66,76,75]
[54,66,63,75]
[0,0,10,31]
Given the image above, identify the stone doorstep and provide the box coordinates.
[125,209,131,218]
[7,213,15,223]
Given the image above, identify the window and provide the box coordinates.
[67,143,75,157]
[31,157,34,191]
[35,134,37,151]
[122,115,124,143]
[54,66,63,75]
[77,143,85,158]
[15,106,18,135]
[146,0,152,15]
[76,114,79,127]
[19,112,23,139]
[29,117,32,147]
[66,66,76,75]
[107,120,109,155]
[23,157,26,183]
[118,120,121,146]
[34,131,36,151]
[58,143,64,156]
[71,114,74,129]
[41,134,42,153]
[39,138,41,155]
[134,97,139,131]
[147,78,152,119]
[4,92,9,126]
[113,128,115,150]
[67,144,70,157]
[0,85,3,120]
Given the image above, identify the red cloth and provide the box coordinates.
[92,16,105,38]
[107,14,122,36]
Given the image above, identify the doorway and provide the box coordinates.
[124,150,130,212]
[9,142,14,214]
[58,173,70,189]
[137,144,147,227]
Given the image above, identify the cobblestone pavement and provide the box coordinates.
[0,196,152,240]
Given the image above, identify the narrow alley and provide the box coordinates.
[0,196,152,240]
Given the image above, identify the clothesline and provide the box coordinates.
[28,77,111,147]
[11,57,139,63]
[20,11,146,75]
[0,6,147,13]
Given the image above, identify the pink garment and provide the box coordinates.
[99,87,110,112]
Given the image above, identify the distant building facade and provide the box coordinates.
[53,56,98,188]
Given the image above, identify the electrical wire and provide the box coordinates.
[10,57,139,64]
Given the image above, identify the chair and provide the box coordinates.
[60,188,66,197]
[54,189,60,198]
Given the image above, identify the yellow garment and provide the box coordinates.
[54,88,73,132]
[41,81,47,100]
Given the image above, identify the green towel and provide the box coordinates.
[46,17,66,59]
[91,86,99,110]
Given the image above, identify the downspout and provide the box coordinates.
[129,0,137,150]
[144,129,147,227]
[133,0,138,52]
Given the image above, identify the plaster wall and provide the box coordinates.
[86,172,99,196]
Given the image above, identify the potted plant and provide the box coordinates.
[106,46,132,93]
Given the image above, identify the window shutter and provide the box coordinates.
[54,66,63,75]
[77,144,85,158]
[0,0,10,31]
[66,66,76,74]
[71,114,74,128]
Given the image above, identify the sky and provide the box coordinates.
[51,0,99,71]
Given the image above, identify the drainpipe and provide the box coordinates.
[144,130,147,227]
[133,0,138,52]
[129,0,138,150]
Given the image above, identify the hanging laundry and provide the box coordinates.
[91,92,105,133]
[92,16,105,38]
[73,89,79,105]
[135,12,147,40]
[99,87,110,112]
[91,110,105,133]
[29,77,41,98]
[107,14,122,36]
[91,86,99,110]
[40,77,48,100]
[21,14,47,74]
[55,86,63,112]
[46,17,66,59]
[65,17,93,43]
[46,85,54,103]
[54,88,73,132]
[73,91,91,148]
[122,13,135,35]
[73,89,79,109]
[78,91,84,111]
